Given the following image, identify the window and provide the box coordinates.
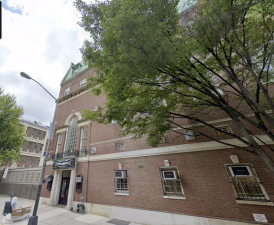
[115,170,128,193]
[35,143,38,150]
[160,167,184,197]
[39,145,43,152]
[214,125,232,136]
[31,129,35,138]
[115,143,124,150]
[64,117,78,156]
[225,164,270,201]
[80,127,88,150]
[64,87,70,96]
[80,78,86,88]
[159,135,170,144]
[211,75,223,95]
[38,130,41,139]
[73,67,78,75]
[56,133,63,155]
[28,142,32,151]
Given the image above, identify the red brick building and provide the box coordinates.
[38,61,274,225]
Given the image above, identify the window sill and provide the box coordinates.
[115,192,129,196]
[236,200,274,206]
[163,195,186,200]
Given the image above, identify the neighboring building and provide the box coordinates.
[38,61,274,225]
[0,118,49,200]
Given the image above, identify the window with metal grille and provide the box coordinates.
[214,125,232,136]
[115,143,124,150]
[115,170,128,193]
[64,87,70,96]
[225,164,270,201]
[56,133,63,155]
[64,117,78,156]
[80,78,87,88]
[80,127,88,150]
[160,168,184,197]
[159,135,170,144]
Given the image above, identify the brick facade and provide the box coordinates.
[41,63,274,224]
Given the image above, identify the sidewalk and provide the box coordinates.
[0,195,142,225]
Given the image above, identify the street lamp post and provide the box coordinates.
[20,72,58,225]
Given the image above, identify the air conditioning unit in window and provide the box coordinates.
[229,166,252,177]
[115,170,127,178]
[162,171,177,179]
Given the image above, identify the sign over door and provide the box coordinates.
[53,158,75,170]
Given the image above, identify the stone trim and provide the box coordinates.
[236,200,274,206]
[58,86,89,104]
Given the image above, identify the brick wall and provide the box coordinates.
[77,148,274,223]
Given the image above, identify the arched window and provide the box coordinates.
[64,117,78,154]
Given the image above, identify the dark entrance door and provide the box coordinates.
[58,170,71,205]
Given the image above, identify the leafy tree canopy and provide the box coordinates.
[75,0,274,172]
[0,88,25,165]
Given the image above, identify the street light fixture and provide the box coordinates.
[20,71,58,225]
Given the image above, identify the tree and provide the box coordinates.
[74,0,274,172]
[0,88,25,165]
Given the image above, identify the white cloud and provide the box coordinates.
[0,0,90,126]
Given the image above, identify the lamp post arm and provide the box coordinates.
[31,78,57,101]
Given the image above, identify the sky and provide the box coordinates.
[0,0,90,127]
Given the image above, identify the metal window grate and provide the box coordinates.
[115,178,128,192]
[214,125,232,136]
[162,180,184,196]
[161,170,184,196]
[159,135,170,144]
[231,178,268,201]
[115,143,124,150]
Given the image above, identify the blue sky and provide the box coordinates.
[2,0,24,15]
[0,0,90,126]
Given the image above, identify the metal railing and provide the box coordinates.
[52,149,87,160]
[162,179,184,196]
[232,180,268,201]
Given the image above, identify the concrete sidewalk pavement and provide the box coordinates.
[0,195,142,225]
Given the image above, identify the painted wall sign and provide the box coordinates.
[53,158,75,170]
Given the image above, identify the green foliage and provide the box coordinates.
[75,0,274,148]
[0,88,25,165]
